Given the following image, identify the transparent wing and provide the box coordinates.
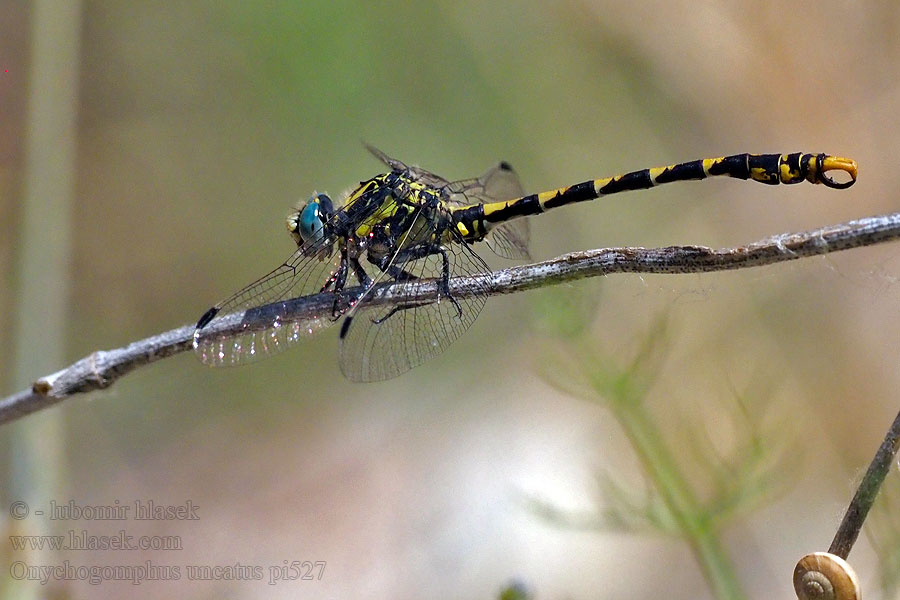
[338,230,491,382]
[192,241,345,366]
[192,246,344,366]
[192,193,367,366]
[444,162,531,260]
[365,143,409,174]
[194,312,334,367]
[365,144,453,189]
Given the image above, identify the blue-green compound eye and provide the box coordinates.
[298,193,333,244]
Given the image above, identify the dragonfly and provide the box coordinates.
[193,146,857,382]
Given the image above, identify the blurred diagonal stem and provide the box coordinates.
[539,320,751,600]
[611,386,748,600]
[1,211,900,428]
[7,1,82,599]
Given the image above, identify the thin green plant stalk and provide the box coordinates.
[538,307,755,599]
[6,1,81,598]
[610,398,747,600]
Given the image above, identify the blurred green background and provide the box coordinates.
[2,1,899,598]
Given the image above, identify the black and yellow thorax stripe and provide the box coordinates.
[351,173,443,245]
[450,152,857,243]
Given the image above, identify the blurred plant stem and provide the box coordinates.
[6,1,81,598]
[609,379,747,600]
[535,296,753,600]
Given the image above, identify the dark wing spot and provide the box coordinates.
[339,315,354,339]
[196,307,220,329]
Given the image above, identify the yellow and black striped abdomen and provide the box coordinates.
[451,152,857,242]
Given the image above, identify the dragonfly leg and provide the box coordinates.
[350,257,374,287]
[367,247,461,325]
[348,257,376,306]
[363,241,462,325]
[369,250,419,281]
[382,242,463,318]
[385,264,418,281]
[329,256,377,320]
[369,298,442,325]
[326,248,352,319]
[376,242,463,315]
[436,245,463,319]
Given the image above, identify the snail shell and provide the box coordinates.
[793,552,861,600]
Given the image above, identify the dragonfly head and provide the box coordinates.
[287,192,335,258]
